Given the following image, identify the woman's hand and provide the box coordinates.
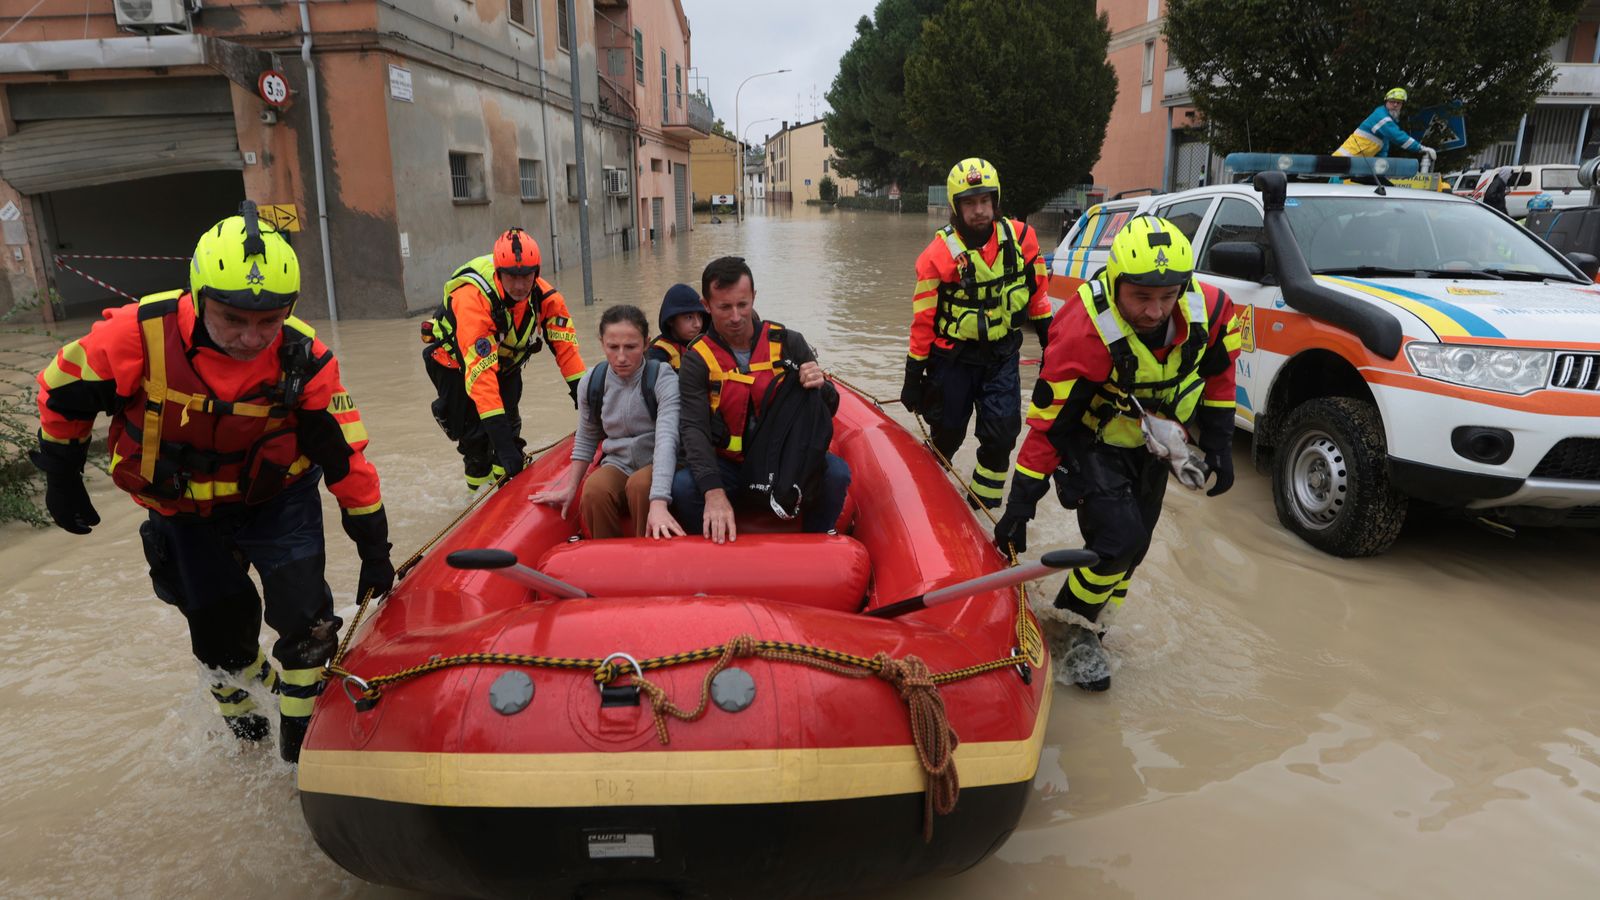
[529,461,585,518]
[645,499,686,540]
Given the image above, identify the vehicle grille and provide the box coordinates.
[1550,353,1600,391]
[1531,438,1600,481]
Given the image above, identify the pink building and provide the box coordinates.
[594,0,707,243]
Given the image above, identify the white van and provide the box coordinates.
[1468,165,1588,218]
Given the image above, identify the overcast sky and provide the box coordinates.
[681,0,877,147]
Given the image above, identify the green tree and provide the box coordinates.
[818,175,840,202]
[903,0,1116,218]
[824,0,950,189]
[1164,0,1584,168]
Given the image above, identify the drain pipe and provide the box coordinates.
[298,0,339,321]
[530,0,561,271]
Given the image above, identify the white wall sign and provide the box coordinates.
[389,64,413,102]
[711,194,735,206]
[0,200,20,221]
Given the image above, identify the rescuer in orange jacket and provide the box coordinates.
[422,228,587,490]
[31,203,392,763]
[993,215,1241,692]
[901,158,1052,508]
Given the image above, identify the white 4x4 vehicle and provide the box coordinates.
[1054,167,1600,556]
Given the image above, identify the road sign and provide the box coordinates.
[258,70,289,108]
[258,204,300,232]
[711,194,735,206]
[804,178,812,186]
[1407,104,1467,152]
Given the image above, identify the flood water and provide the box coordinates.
[4,203,1600,898]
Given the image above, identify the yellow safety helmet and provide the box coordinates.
[946,157,1000,211]
[1105,215,1194,291]
[1385,87,1408,103]
[189,201,300,312]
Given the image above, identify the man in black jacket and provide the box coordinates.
[671,257,851,543]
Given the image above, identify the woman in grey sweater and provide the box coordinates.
[530,305,685,539]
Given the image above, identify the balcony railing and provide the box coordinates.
[597,73,637,124]
[662,91,712,136]
[1545,63,1600,103]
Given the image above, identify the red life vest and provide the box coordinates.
[108,291,322,515]
[688,321,787,462]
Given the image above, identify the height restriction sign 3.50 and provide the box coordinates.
[258,70,289,108]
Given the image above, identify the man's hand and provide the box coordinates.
[1420,145,1437,161]
[567,380,580,409]
[483,415,526,477]
[43,471,99,535]
[796,361,826,390]
[357,556,396,602]
[900,357,927,413]
[702,488,737,544]
[1205,448,1235,497]
[993,508,1030,555]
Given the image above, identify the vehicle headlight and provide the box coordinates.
[1404,342,1552,394]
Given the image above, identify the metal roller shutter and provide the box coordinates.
[0,114,241,195]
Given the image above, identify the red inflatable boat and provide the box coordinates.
[298,385,1056,899]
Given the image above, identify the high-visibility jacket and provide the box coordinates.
[686,321,788,462]
[910,217,1051,360]
[647,336,687,370]
[1335,104,1420,158]
[423,255,585,418]
[36,291,382,518]
[1014,274,1241,483]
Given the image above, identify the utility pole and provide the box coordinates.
[565,0,594,305]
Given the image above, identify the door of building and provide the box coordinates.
[651,197,664,244]
[673,163,689,234]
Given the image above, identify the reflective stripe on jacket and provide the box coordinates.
[686,321,787,462]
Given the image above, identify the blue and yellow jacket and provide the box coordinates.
[1335,105,1420,158]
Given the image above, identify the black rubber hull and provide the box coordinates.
[301,782,1031,898]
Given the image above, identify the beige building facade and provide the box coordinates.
[765,118,857,204]
[688,132,739,202]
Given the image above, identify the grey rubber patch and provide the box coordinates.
[710,667,756,713]
[489,671,535,715]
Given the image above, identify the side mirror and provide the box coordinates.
[1207,241,1267,282]
[1567,251,1599,280]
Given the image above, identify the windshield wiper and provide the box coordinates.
[1481,268,1582,283]
[1314,266,1418,277]
[1411,268,1502,280]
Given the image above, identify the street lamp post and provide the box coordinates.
[741,117,778,210]
[735,68,790,222]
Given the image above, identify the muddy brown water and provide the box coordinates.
[3,204,1598,898]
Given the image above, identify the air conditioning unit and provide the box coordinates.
[603,167,629,196]
[115,0,189,28]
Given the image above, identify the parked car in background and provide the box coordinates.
[1053,158,1600,556]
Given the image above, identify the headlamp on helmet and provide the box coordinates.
[493,227,541,277]
[189,200,301,313]
[946,157,1001,211]
[1106,215,1195,291]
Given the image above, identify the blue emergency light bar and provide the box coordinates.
[1223,153,1420,179]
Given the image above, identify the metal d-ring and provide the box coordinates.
[598,651,644,685]
[342,673,373,706]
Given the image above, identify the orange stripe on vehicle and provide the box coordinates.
[1250,308,1413,371]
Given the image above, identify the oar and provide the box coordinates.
[446,548,591,598]
[865,548,1100,619]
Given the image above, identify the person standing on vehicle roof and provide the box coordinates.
[1334,87,1436,165]
[992,215,1242,692]
[422,228,586,491]
[30,203,394,762]
[900,158,1053,509]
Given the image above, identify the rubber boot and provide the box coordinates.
[208,649,279,744]
[277,666,324,763]
[1062,625,1111,692]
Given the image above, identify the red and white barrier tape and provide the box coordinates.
[53,253,188,302]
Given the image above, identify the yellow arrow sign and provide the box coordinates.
[259,203,300,232]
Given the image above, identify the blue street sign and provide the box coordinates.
[1407,103,1468,151]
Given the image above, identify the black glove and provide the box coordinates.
[993,509,1030,555]
[1194,406,1235,498]
[900,356,927,413]
[567,379,580,409]
[483,415,526,477]
[1033,318,1051,351]
[994,471,1050,555]
[342,507,395,601]
[29,443,100,535]
[1205,448,1234,497]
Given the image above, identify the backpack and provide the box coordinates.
[586,358,662,427]
[738,360,833,519]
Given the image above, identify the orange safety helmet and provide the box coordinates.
[493,227,540,276]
